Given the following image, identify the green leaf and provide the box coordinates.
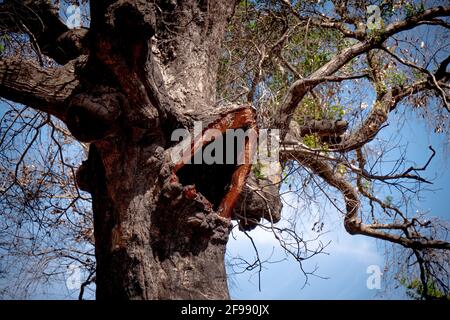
[248,20,257,30]
[252,161,265,180]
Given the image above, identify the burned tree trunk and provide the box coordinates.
[78,137,233,299]
[66,0,281,299]
[75,1,239,300]
[2,0,450,301]
[76,104,281,299]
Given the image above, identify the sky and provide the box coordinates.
[225,12,450,299]
[226,105,450,300]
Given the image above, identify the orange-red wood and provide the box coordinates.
[173,105,257,219]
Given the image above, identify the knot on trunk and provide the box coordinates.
[66,87,124,142]
[55,29,89,62]
[75,144,105,194]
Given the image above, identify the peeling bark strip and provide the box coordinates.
[172,105,257,219]
[217,137,253,219]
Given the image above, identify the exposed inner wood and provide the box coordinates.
[173,106,257,219]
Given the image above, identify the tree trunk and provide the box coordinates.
[72,0,245,300]
[75,101,283,299]
[78,138,230,299]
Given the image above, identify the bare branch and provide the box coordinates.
[298,152,450,250]
[384,6,450,38]
[0,0,88,64]
[0,56,79,120]
[276,5,450,138]
[380,48,449,111]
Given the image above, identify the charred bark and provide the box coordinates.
[77,138,231,299]
[73,102,282,299]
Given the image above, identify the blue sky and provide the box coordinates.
[226,16,450,298]
[226,105,449,300]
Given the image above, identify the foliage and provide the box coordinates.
[399,277,450,300]
[404,1,425,18]
[294,97,345,124]
[387,71,407,87]
[302,133,329,151]
[252,161,265,180]
[0,35,7,54]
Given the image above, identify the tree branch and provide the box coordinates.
[275,40,373,138]
[275,5,450,138]
[0,57,79,120]
[0,0,88,64]
[297,153,450,250]
[380,48,449,111]
[334,54,449,153]
[384,6,450,38]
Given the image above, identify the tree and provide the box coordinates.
[0,0,449,300]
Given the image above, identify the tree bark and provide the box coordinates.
[76,102,282,299]
[78,139,231,299]
[2,0,450,300]
[76,0,271,299]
